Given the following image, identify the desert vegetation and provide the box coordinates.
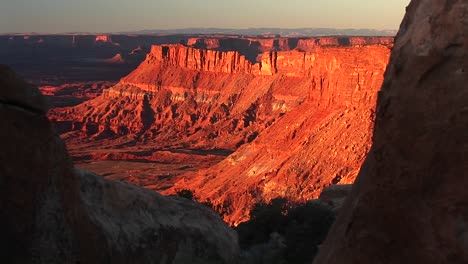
[237,198,335,263]
[176,190,336,264]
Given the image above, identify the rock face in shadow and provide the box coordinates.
[0,65,239,263]
[313,0,468,263]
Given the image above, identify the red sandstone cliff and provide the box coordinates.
[171,104,378,225]
[51,44,389,152]
[50,42,390,224]
[185,36,393,64]
[167,45,390,224]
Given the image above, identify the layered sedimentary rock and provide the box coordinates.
[186,36,393,63]
[143,45,255,73]
[51,41,391,224]
[171,99,380,225]
[40,36,395,228]
[187,36,393,52]
[314,0,468,263]
[52,44,390,152]
[0,65,238,263]
[3,35,393,88]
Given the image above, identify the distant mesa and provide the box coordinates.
[95,34,112,43]
[104,53,125,64]
[129,45,143,55]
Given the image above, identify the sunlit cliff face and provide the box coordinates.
[49,37,391,225]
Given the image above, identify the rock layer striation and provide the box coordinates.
[51,44,390,151]
[50,41,391,224]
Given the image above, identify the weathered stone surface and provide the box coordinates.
[318,184,353,211]
[50,43,390,225]
[51,44,390,151]
[75,169,240,264]
[0,65,239,263]
[147,44,255,73]
[172,106,377,225]
[314,0,468,263]
[186,36,394,55]
[0,65,79,261]
[0,65,48,113]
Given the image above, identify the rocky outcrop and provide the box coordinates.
[95,35,113,43]
[318,184,352,211]
[51,44,389,151]
[0,65,239,263]
[171,104,377,225]
[104,53,125,64]
[185,36,394,65]
[313,0,468,263]
[49,42,390,224]
[295,36,393,51]
[145,45,255,73]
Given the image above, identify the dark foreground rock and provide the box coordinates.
[314,0,468,263]
[318,184,352,211]
[0,64,239,263]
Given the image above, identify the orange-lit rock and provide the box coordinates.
[51,41,391,224]
[51,44,389,152]
[146,44,254,73]
[95,35,112,43]
[171,105,379,225]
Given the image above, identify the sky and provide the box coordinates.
[0,0,410,34]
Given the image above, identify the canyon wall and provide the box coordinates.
[143,45,255,74]
[171,104,378,225]
[187,36,393,52]
[164,45,390,224]
[51,41,390,224]
[52,43,389,152]
[2,34,392,84]
[186,36,393,62]
[314,0,468,263]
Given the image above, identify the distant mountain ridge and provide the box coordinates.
[119,28,397,37]
[1,28,397,37]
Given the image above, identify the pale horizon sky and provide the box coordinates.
[0,0,410,34]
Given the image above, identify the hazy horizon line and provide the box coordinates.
[0,26,398,36]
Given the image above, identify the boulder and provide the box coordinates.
[0,65,239,263]
[318,184,353,211]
